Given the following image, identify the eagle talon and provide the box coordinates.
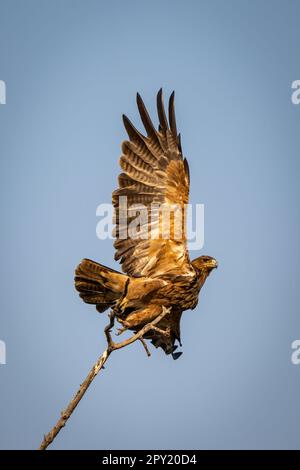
[116,326,127,336]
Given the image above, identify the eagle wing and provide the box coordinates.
[112,89,191,278]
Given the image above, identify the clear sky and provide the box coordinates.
[0,0,299,449]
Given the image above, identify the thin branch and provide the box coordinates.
[39,347,110,450]
[139,337,151,357]
[39,307,170,450]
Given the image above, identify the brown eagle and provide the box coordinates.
[75,90,217,359]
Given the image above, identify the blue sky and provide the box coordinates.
[0,0,299,449]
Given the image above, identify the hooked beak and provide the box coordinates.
[209,258,218,269]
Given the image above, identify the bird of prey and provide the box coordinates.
[75,89,217,359]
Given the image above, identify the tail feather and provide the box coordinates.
[74,258,128,313]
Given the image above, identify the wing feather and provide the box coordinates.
[113,90,192,278]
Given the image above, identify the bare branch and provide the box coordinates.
[39,306,170,450]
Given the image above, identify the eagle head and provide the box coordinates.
[192,255,218,274]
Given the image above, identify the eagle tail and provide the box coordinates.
[74,258,128,313]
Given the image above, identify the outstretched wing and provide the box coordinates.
[112,89,191,278]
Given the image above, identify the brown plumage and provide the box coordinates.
[75,90,217,358]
